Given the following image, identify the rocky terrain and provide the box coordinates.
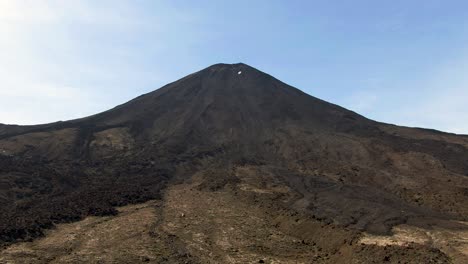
[0,63,467,263]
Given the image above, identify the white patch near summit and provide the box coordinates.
[238,71,242,75]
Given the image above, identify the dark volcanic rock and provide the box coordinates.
[0,63,467,248]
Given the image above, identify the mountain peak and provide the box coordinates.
[208,62,249,68]
[82,62,371,143]
[202,62,262,76]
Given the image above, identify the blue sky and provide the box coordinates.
[0,1,467,134]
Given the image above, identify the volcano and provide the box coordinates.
[0,63,467,263]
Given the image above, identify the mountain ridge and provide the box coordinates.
[1,63,466,137]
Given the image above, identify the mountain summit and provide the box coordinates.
[1,63,371,158]
[80,62,367,136]
[1,63,467,263]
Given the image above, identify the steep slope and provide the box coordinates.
[0,63,467,262]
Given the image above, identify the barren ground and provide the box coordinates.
[1,172,460,263]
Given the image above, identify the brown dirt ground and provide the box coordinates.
[0,171,458,263]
